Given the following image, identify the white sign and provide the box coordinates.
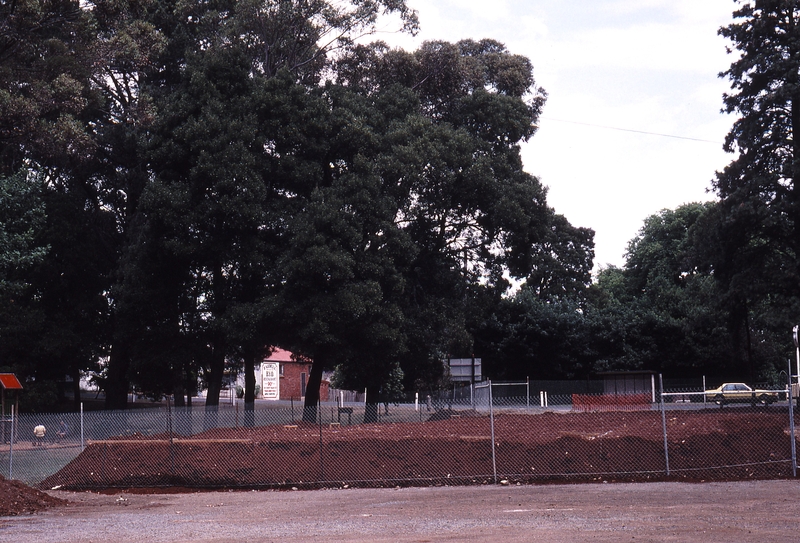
[448,358,482,382]
[261,362,280,400]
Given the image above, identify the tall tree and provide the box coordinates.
[713,0,800,378]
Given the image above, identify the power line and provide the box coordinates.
[539,116,723,144]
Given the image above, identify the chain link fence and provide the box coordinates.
[2,381,797,490]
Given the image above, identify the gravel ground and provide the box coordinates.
[1,480,798,542]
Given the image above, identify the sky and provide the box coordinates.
[377,0,738,271]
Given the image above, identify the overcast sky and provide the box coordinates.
[379,0,738,271]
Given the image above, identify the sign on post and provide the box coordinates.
[448,358,482,383]
[260,362,280,400]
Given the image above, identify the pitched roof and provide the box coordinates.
[263,347,312,364]
[0,373,23,390]
[264,348,295,362]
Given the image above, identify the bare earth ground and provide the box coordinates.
[1,481,799,542]
[1,408,799,541]
[34,409,798,490]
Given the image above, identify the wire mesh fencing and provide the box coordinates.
[2,385,797,490]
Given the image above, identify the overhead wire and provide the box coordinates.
[538,116,723,144]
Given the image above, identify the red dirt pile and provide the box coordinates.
[0,475,65,516]
[39,409,796,491]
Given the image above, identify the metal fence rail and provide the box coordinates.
[2,385,797,489]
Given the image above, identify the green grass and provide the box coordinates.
[0,444,82,486]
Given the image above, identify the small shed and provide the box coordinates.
[573,371,656,412]
[597,371,656,401]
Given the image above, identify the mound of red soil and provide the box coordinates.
[40,409,796,491]
[0,475,66,516]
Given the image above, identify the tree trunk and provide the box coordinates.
[70,367,82,411]
[104,340,130,410]
[302,354,325,423]
[205,263,227,429]
[204,341,225,430]
[791,87,800,299]
[185,365,195,408]
[244,348,256,427]
[363,383,381,423]
[173,381,186,407]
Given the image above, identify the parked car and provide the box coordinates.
[704,383,779,406]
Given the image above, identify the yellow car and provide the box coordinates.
[705,383,779,406]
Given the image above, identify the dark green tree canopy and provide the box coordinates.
[716,1,800,301]
[0,0,601,413]
[710,1,800,381]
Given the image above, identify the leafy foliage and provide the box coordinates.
[0,0,628,413]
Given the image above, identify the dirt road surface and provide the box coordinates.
[1,480,798,542]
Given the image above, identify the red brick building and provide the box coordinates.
[260,348,329,401]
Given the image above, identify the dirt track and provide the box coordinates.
[1,480,798,542]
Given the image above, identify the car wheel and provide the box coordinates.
[714,394,725,407]
[759,394,773,406]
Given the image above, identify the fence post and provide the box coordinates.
[168,395,175,476]
[8,404,14,480]
[318,400,325,482]
[526,377,530,409]
[488,380,497,484]
[80,402,85,452]
[659,374,670,476]
[788,359,797,477]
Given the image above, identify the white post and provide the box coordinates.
[651,374,656,403]
[364,388,367,405]
[415,392,419,411]
[702,375,707,406]
[787,359,796,477]
[488,381,497,484]
[526,377,530,409]
[540,390,544,407]
[544,391,548,407]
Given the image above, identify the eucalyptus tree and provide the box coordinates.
[344,45,558,312]
[122,0,419,415]
[275,38,552,419]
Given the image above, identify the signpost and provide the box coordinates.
[448,358,482,383]
[260,362,280,400]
